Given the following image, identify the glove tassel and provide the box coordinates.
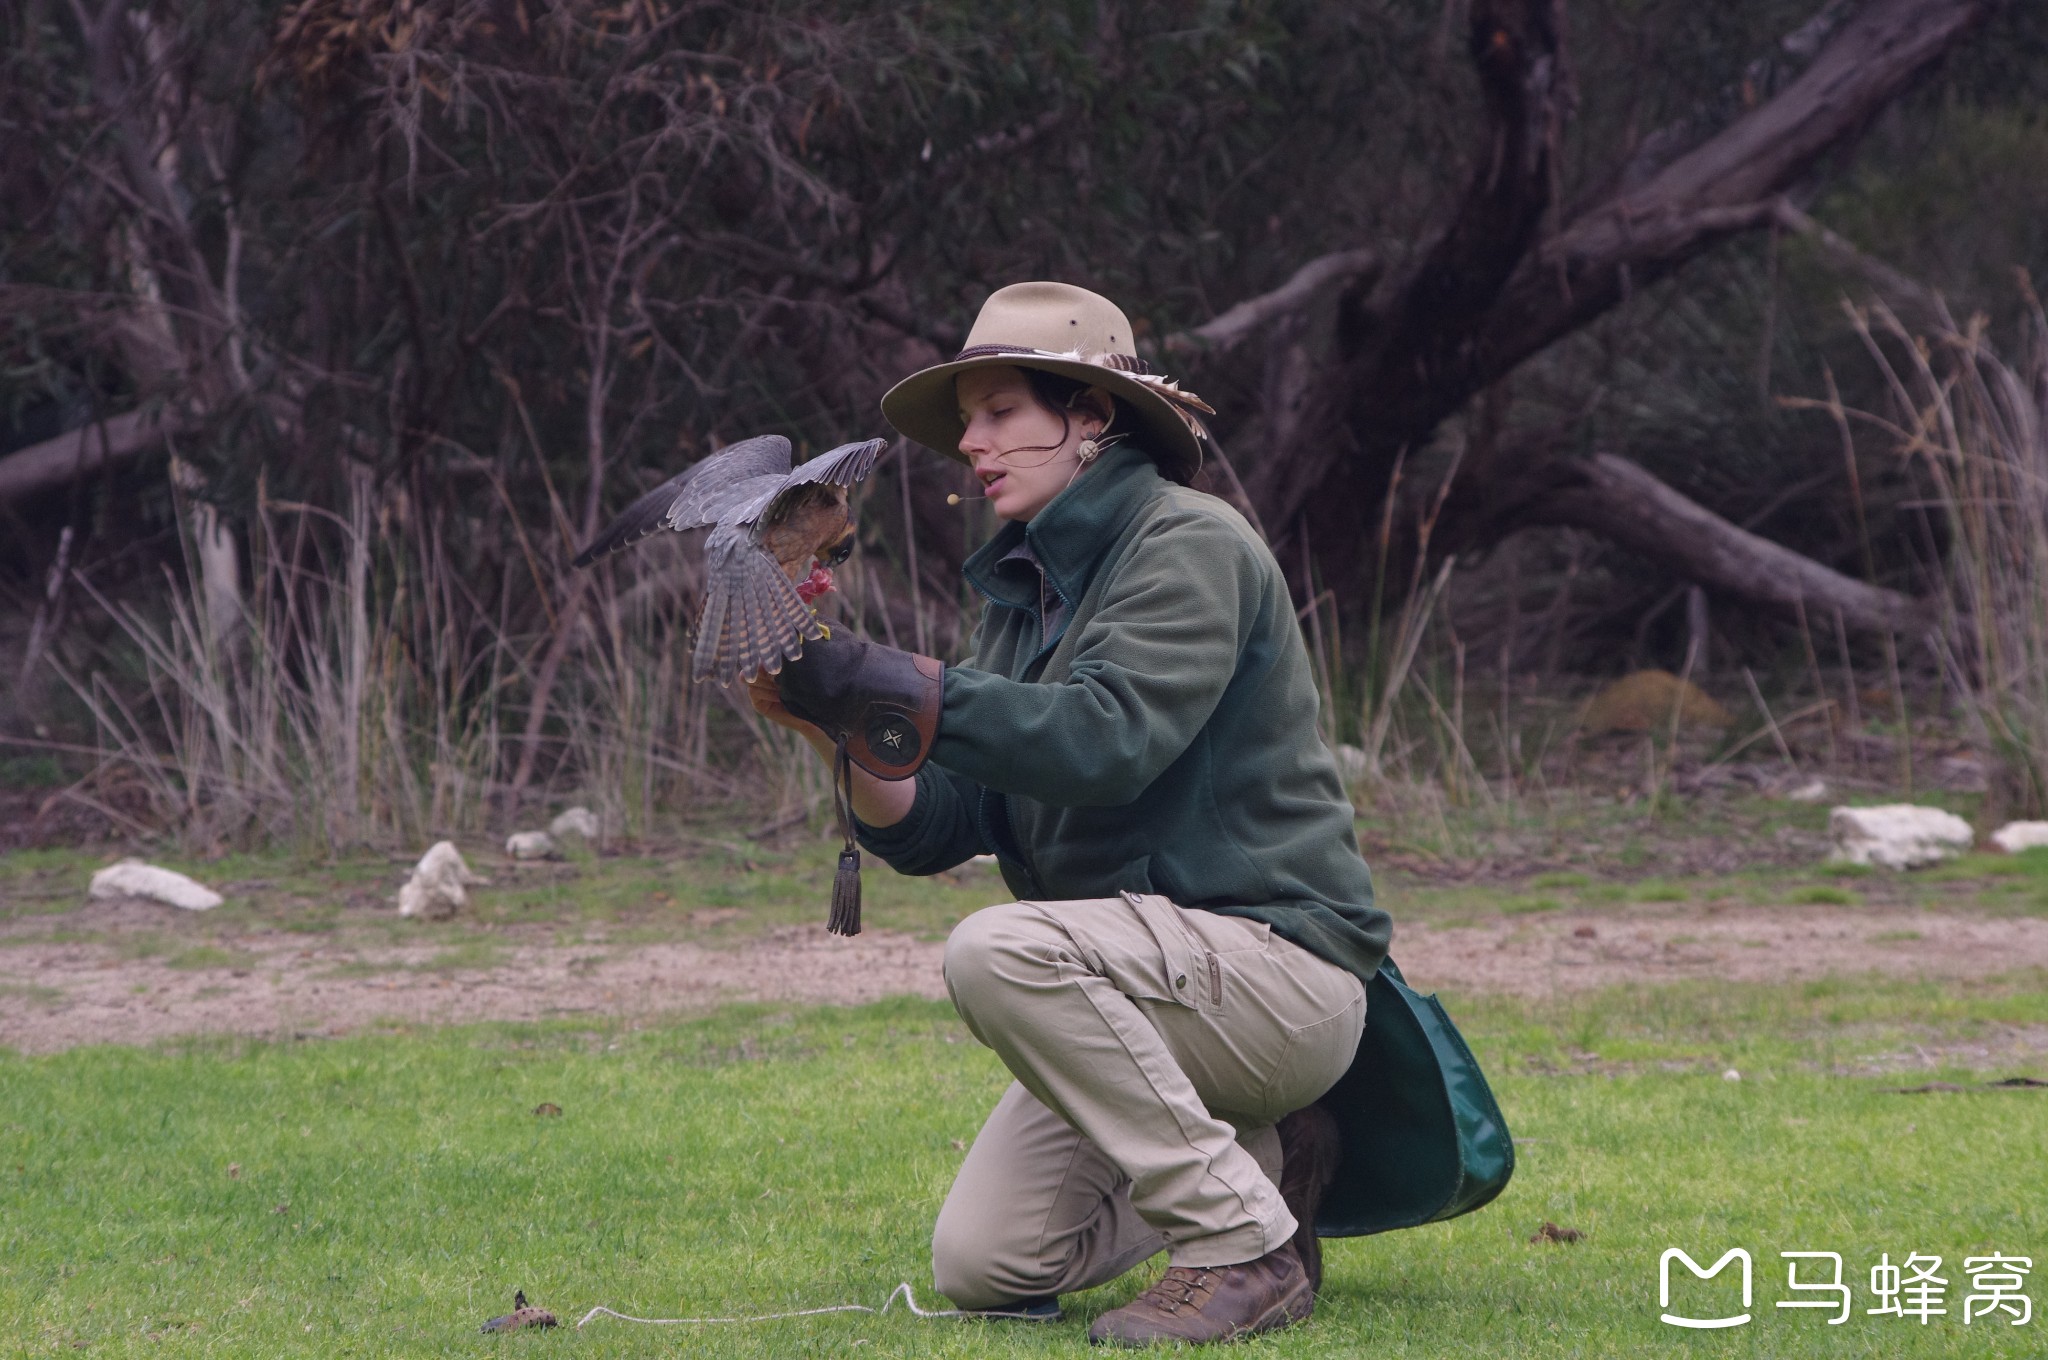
[830,847,862,937]
[827,734,862,936]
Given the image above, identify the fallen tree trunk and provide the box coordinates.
[1516,452,1933,636]
[0,409,179,504]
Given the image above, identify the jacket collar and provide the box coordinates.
[962,440,1165,610]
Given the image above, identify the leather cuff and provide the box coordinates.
[842,652,942,779]
[778,640,943,780]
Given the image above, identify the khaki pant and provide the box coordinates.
[933,893,1366,1309]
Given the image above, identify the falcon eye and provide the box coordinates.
[823,536,856,567]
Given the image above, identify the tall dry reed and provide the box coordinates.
[49,472,865,851]
[1813,291,2048,816]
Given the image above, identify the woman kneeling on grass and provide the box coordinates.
[747,282,1391,1347]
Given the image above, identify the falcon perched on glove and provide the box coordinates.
[572,434,886,685]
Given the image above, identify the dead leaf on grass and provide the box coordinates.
[480,1290,557,1333]
[533,1102,563,1117]
[1530,1220,1584,1244]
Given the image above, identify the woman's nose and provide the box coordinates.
[958,416,990,457]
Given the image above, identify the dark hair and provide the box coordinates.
[1016,368,1189,482]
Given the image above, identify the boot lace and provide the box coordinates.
[1132,1266,1219,1316]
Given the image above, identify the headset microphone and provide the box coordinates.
[946,492,988,506]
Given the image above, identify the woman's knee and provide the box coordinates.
[942,902,1062,1019]
[931,1202,1017,1309]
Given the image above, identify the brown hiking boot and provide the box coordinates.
[1277,1102,1341,1295]
[1086,1248,1312,1347]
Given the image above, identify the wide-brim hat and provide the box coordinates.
[881,281,1214,483]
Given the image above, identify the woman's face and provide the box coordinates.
[955,366,1105,522]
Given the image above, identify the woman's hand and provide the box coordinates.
[744,671,831,755]
[743,670,917,829]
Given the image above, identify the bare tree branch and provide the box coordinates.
[1164,249,1382,355]
[1238,0,1994,611]
[1476,0,1992,383]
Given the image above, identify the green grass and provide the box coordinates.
[1790,886,1863,906]
[3,976,2044,1357]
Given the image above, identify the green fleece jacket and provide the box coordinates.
[857,440,1391,984]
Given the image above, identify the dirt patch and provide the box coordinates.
[1395,903,2048,996]
[0,916,949,1055]
[5,899,2048,1055]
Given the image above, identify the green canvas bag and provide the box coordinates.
[1313,956,1515,1237]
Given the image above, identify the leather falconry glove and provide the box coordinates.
[775,635,943,936]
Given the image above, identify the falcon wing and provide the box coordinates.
[783,438,887,492]
[692,522,825,685]
[754,437,887,532]
[571,434,794,567]
[660,434,795,530]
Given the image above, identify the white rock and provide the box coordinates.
[1332,743,1369,784]
[1990,821,2048,854]
[549,806,600,841]
[1827,804,1974,870]
[88,860,223,911]
[1785,778,1830,803]
[397,841,485,919]
[1722,1069,1742,1082]
[506,831,558,861]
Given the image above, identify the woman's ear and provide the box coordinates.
[1076,385,1116,433]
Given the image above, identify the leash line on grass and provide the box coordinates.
[578,1282,1045,1327]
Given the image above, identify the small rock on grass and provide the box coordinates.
[88,860,223,911]
[506,831,557,861]
[397,841,486,920]
[1991,821,2048,854]
[1827,804,1973,870]
[549,806,600,841]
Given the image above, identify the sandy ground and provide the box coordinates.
[4,896,2048,1056]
